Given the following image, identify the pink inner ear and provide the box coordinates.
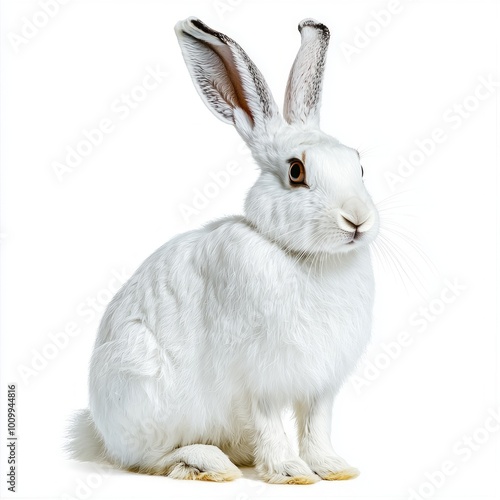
[208,43,255,125]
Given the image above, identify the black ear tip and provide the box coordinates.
[190,18,220,38]
[190,18,206,31]
[298,18,330,38]
[175,17,212,35]
[179,17,228,44]
[175,17,199,36]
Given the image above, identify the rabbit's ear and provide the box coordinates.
[284,19,330,127]
[175,17,280,138]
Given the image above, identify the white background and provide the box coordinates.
[1,0,498,499]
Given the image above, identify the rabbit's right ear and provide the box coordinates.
[284,19,330,127]
[175,18,280,141]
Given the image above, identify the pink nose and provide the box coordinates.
[337,198,374,233]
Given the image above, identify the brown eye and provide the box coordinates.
[288,159,307,186]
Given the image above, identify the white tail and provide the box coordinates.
[66,409,107,463]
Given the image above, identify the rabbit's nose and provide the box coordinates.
[338,198,374,233]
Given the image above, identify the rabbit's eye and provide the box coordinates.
[361,165,364,177]
[288,159,307,187]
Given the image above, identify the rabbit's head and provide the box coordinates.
[175,18,378,255]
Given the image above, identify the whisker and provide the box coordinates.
[379,223,438,277]
[356,144,381,160]
[373,237,416,295]
[374,188,421,207]
[376,233,430,299]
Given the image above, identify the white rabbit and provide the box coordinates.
[68,17,379,485]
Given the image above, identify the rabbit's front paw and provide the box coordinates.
[305,455,359,480]
[257,457,320,485]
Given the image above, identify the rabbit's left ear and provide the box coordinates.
[284,19,330,127]
[175,17,281,141]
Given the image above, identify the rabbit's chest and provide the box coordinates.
[235,254,374,396]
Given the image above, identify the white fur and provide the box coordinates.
[68,17,379,484]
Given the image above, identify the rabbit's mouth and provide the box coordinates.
[346,230,359,244]
[348,230,358,243]
[344,229,370,248]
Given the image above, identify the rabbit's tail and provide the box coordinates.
[65,409,108,464]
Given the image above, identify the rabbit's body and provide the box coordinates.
[89,215,373,474]
[70,17,380,484]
